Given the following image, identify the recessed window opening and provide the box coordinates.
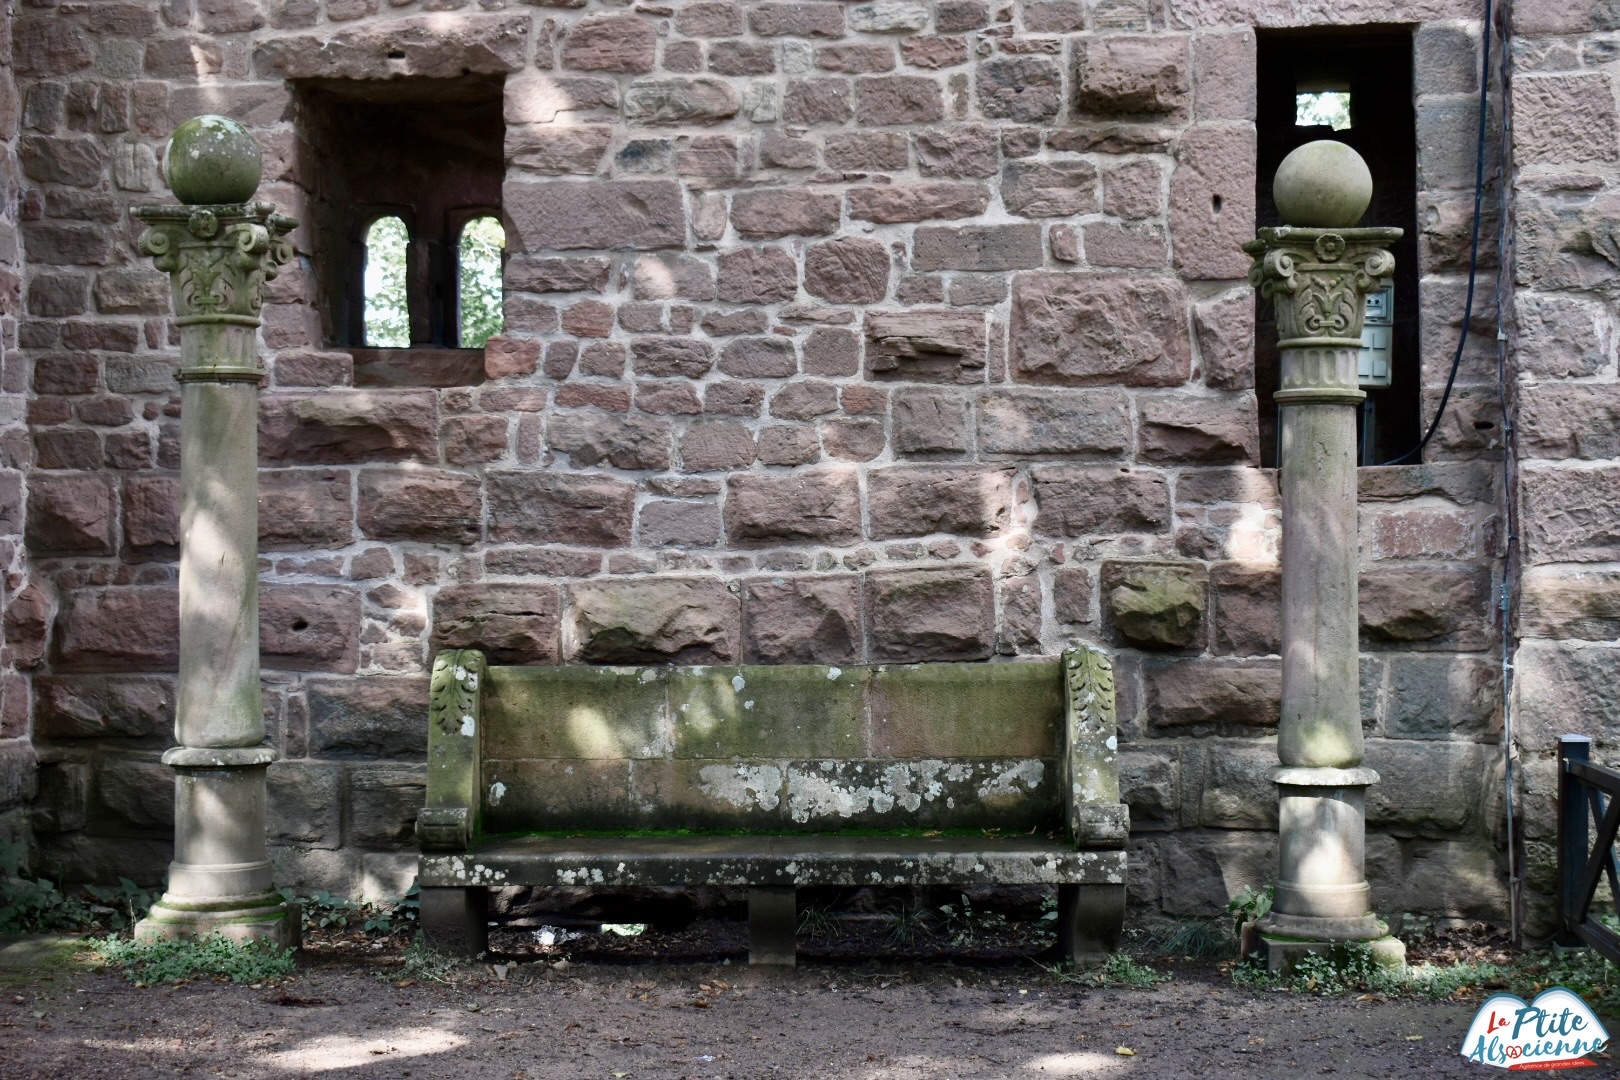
[457,216,505,350]
[363,215,410,348]
[1296,86,1352,131]
[1257,29,1420,468]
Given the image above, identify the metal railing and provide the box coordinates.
[1558,735,1620,960]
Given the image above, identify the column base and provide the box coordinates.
[135,893,300,950]
[1259,932,1406,975]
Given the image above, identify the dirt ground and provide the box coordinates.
[0,937,1588,1080]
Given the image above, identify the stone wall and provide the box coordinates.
[1507,1,1620,938]
[0,0,33,861]
[11,1,1515,922]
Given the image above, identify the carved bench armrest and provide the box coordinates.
[420,649,486,853]
[1063,646,1130,849]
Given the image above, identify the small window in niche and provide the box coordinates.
[457,216,505,349]
[363,216,409,348]
[1296,87,1351,130]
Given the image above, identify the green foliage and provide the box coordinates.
[1049,952,1168,990]
[885,902,930,949]
[1230,943,1507,1001]
[797,902,837,939]
[938,893,1014,948]
[1150,917,1237,959]
[90,933,295,986]
[1510,948,1620,1014]
[457,216,505,349]
[83,878,158,932]
[279,886,418,937]
[399,934,458,983]
[363,216,409,348]
[0,840,95,933]
[1227,884,1273,945]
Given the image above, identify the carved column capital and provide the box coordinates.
[133,202,297,382]
[1243,226,1401,345]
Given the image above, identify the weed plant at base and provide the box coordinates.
[89,934,296,986]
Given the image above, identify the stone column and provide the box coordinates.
[132,117,299,947]
[1242,141,1404,971]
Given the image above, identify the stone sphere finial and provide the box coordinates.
[165,116,263,205]
[1272,140,1373,229]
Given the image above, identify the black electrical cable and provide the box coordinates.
[1378,0,1494,466]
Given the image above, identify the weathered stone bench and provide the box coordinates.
[415,647,1128,965]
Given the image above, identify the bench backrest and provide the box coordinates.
[417,648,1126,851]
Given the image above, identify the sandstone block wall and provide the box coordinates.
[1507,3,1620,938]
[7,0,1518,922]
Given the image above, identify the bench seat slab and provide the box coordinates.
[419,835,1127,889]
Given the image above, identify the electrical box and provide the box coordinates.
[1358,285,1394,388]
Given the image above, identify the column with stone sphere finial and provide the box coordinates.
[1242,141,1405,972]
[131,116,299,947]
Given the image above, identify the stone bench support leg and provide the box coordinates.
[420,886,488,956]
[748,886,796,966]
[1058,883,1125,967]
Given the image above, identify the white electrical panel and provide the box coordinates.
[1358,285,1393,388]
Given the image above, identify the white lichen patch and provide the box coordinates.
[698,763,783,812]
[731,675,746,692]
[488,781,507,804]
[827,667,842,681]
[460,714,476,737]
[976,759,1045,803]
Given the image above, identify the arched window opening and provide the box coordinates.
[363,215,410,348]
[457,215,505,349]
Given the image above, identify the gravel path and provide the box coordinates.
[0,948,1550,1079]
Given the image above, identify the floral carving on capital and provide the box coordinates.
[135,203,298,324]
[1243,227,1401,347]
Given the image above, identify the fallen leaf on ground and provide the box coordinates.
[1405,1035,1424,1042]
[1116,1046,1136,1057]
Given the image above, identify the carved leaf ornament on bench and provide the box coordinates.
[430,648,485,738]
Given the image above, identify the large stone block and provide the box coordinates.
[1193,289,1255,390]
[848,183,991,223]
[547,411,672,470]
[267,762,342,849]
[977,56,1061,121]
[1512,293,1616,380]
[487,471,636,547]
[867,567,994,662]
[856,75,944,125]
[560,13,656,73]
[724,470,861,545]
[1188,738,1277,829]
[1518,384,1620,460]
[27,473,116,555]
[1009,273,1192,386]
[749,2,846,37]
[1514,74,1619,166]
[715,246,798,303]
[1371,839,1509,923]
[893,389,971,455]
[1119,748,1179,829]
[867,465,1013,539]
[913,225,1043,271]
[1073,35,1190,117]
[33,674,176,740]
[1136,393,1259,464]
[1363,740,1489,835]
[348,764,428,848]
[1157,829,1272,916]
[731,188,841,239]
[865,310,987,381]
[568,578,740,663]
[54,587,179,672]
[1210,562,1280,656]
[253,14,530,79]
[803,238,891,303]
[1521,465,1620,564]
[357,467,481,545]
[1513,642,1620,753]
[1102,561,1208,650]
[1169,124,1255,280]
[260,585,362,673]
[1002,161,1100,217]
[306,676,429,759]
[432,584,560,664]
[259,468,354,550]
[1520,567,1620,640]
[92,755,172,832]
[260,392,437,464]
[1385,654,1500,739]
[1359,565,1491,649]
[1143,657,1280,732]
[1031,465,1170,536]
[742,576,862,664]
[505,179,685,252]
